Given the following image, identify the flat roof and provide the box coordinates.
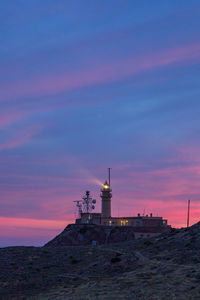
[104,216,164,220]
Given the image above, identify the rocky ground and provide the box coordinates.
[0,222,200,299]
[45,224,137,246]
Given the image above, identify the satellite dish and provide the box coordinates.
[92,205,95,209]
[92,199,96,204]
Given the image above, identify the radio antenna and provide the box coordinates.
[187,199,190,227]
[108,168,111,186]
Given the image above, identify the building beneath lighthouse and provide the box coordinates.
[75,173,170,238]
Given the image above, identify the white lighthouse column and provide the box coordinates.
[101,180,112,218]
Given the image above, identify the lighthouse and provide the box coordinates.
[101,180,112,218]
[74,168,170,237]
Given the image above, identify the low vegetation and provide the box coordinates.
[0,222,200,299]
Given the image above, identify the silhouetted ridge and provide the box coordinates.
[1,221,200,299]
[44,224,136,247]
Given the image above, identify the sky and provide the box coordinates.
[0,0,200,247]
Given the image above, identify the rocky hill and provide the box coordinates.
[0,222,200,299]
[45,224,136,246]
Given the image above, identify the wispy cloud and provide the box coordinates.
[0,216,73,247]
[0,111,26,129]
[1,1,200,246]
[0,216,69,230]
[1,43,200,102]
[0,124,43,151]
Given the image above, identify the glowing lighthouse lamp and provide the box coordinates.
[103,182,110,190]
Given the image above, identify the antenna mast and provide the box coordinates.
[82,191,96,213]
[73,200,82,218]
[108,167,111,186]
[187,199,190,227]
[73,191,96,219]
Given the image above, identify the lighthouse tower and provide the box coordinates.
[101,180,112,218]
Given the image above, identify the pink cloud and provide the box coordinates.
[109,154,200,228]
[1,43,200,102]
[0,216,73,246]
[0,124,43,151]
[112,195,199,229]
[0,216,68,230]
[0,145,200,237]
[0,111,26,129]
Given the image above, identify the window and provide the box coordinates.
[120,220,128,226]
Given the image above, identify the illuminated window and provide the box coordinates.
[120,220,128,226]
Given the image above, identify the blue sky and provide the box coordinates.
[0,0,200,246]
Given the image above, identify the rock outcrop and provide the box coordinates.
[44,224,136,246]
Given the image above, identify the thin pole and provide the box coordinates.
[108,168,111,186]
[187,199,190,228]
